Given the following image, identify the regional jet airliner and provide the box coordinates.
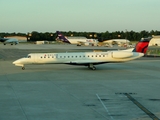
[13,39,149,70]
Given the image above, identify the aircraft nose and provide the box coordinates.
[13,59,20,64]
[13,61,17,64]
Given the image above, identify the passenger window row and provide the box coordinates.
[40,55,106,59]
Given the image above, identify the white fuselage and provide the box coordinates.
[13,51,144,69]
[103,39,130,45]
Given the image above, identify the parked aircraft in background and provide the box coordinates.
[148,36,160,46]
[103,39,130,47]
[56,31,98,46]
[13,39,149,70]
[0,37,19,45]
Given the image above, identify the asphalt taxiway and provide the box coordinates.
[0,43,160,120]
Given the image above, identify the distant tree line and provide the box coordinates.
[0,30,160,42]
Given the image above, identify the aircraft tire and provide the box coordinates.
[22,67,25,70]
[92,67,96,70]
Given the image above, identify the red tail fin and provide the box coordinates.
[133,37,151,54]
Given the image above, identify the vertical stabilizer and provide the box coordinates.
[133,38,151,54]
[56,31,70,43]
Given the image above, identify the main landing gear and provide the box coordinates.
[88,64,96,70]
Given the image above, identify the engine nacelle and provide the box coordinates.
[112,51,133,59]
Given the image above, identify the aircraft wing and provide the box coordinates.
[64,59,107,65]
[77,41,85,45]
[77,41,85,43]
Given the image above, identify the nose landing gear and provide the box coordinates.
[88,64,96,70]
[21,65,25,70]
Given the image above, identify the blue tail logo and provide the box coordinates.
[56,31,70,43]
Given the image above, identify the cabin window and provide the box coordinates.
[83,55,85,57]
[88,55,90,57]
[41,56,43,58]
[92,55,93,57]
[103,55,105,57]
[68,56,70,58]
[99,55,101,57]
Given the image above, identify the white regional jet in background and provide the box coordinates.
[56,31,98,46]
[0,37,19,45]
[103,39,130,47]
[13,39,149,70]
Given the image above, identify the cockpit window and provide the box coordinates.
[27,55,31,58]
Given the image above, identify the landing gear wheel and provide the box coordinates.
[22,67,25,70]
[88,64,96,70]
[92,66,96,70]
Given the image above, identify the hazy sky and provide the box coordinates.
[0,0,160,33]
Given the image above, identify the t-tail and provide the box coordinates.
[56,31,70,43]
[132,37,151,54]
